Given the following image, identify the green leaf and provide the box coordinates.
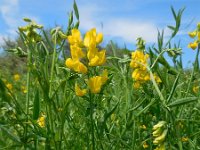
[73,0,79,20]
[167,73,180,103]
[167,97,198,107]
[104,102,119,122]
[33,89,40,120]
[0,126,21,144]
[167,25,175,31]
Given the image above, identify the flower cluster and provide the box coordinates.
[152,121,168,150]
[130,38,161,89]
[188,23,200,50]
[65,28,108,96]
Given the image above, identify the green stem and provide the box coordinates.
[89,93,95,150]
[24,48,31,149]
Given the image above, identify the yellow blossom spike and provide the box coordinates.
[87,76,103,94]
[188,41,198,50]
[188,31,197,38]
[75,83,87,97]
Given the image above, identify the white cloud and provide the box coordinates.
[78,3,171,44]
[0,0,41,39]
[0,0,20,35]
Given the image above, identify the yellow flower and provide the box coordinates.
[6,83,13,91]
[153,121,166,131]
[154,74,162,83]
[153,129,168,145]
[37,115,45,128]
[132,69,150,82]
[142,142,149,149]
[133,82,141,89]
[75,83,87,97]
[154,143,165,150]
[65,58,87,74]
[21,86,27,94]
[70,45,85,60]
[193,85,199,94]
[87,76,103,94]
[140,124,147,130]
[188,31,197,38]
[87,70,108,94]
[67,29,83,46]
[181,137,188,142]
[130,50,149,70]
[13,74,20,81]
[87,48,106,66]
[84,28,103,48]
[188,41,198,50]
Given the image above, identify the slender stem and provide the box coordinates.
[24,47,31,149]
[89,93,95,150]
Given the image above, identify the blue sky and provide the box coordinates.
[0,0,200,67]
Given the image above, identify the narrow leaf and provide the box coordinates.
[73,0,79,20]
[167,97,198,107]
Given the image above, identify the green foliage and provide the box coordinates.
[0,1,200,150]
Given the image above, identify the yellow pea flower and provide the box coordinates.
[87,48,106,66]
[87,76,103,94]
[67,29,83,46]
[13,74,20,81]
[130,50,149,70]
[132,69,149,82]
[154,143,165,150]
[188,31,197,38]
[75,83,87,97]
[96,32,103,44]
[65,58,87,74]
[6,83,13,91]
[154,74,162,83]
[153,129,168,145]
[142,142,149,149]
[133,82,141,89]
[70,45,85,60]
[37,115,45,128]
[188,41,198,50]
[84,28,103,48]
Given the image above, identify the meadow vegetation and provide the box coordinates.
[0,1,200,150]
